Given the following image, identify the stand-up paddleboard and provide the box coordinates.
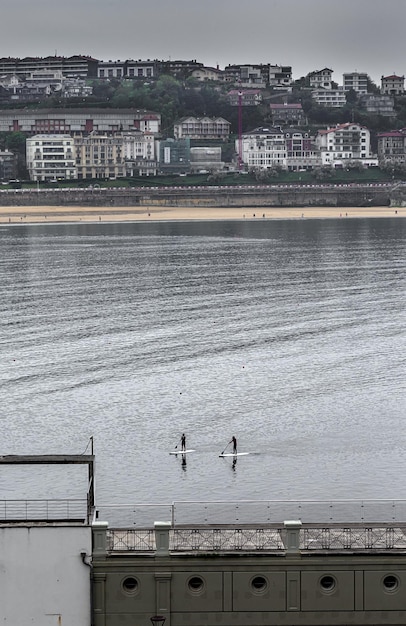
[219,452,249,457]
[169,449,196,455]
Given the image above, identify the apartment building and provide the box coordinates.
[239,127,287,169]
[0,55,98,78]
[224,64,267,88]
[381,74,405,95]
[190,66,224,82]
[269,103,306,126]
[74,134,125,179]
[315,123,371,166]
[359,94,395,117]
[311,88,347,108]
[343,72,369,94]
[227,89,262,106]
[174,116,231,140]
[26,135,77,181]
[0,109,161,135]
[268,65,293,89]
[377,129,406,164]
[97,60,155,79]
[285,130,321,170]
[0,149,17,180]
[122,131,157,176]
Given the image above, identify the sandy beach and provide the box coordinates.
[0,204,403,224]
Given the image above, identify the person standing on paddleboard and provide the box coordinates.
[230,436,237,454]
[181,433,186,452]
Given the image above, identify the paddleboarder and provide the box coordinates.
[229,436,237,455]
[181,433,186,452]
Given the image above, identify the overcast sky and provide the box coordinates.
[1,0,404,83]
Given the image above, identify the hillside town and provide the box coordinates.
[0,55,405,182]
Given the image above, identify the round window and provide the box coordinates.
[319,575,336,592]
[251,576,268,593]
[122,577,139,594]
[383,575,399,592]
[188,576,205,593]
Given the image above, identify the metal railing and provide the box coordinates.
[107,523,406,553]
[97,499,406,528]
[0,499,88,522]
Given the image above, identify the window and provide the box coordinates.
[383,575,399,592]
[187,576,205,594]
[251,576,268,593]
[122,577,139,595]
[319,575,336,592]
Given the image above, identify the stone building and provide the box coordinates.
[381,74,405,96]
[174,117,230,140]
[377,129,406,165]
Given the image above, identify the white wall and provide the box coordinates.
[0,525,92,625]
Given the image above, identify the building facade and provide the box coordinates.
[315,123,371,166]
[0,55,98,78]
[239,127,287,169]
[92,519,406,626]
[381,75,405,95]
[359,94,396,117]
[26,134,77,181]
[343,72,369,94]
[269,103,306,126]
[308,68,333,89]
[174,117,230,140]
[227,89,262,106]
[0,108,161,135]
[311,88,347,108]
[377,129,406,164]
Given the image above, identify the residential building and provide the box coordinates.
[269,103,306,126]
[97,60,126,79]
[227,89,262,106]
[381,74,405,95]
[0,55,98,78]
[284,130,321,170]
[308,68,333,90]
[74,134,125,179]
[224,64,267,88]
[190,146,224,173]
[190,66,224,82]
[156,60,203,80]
[0,109,161,135]
[26,134,77,181]
[359,94,395,117]
[157,138,191,174]
[311,88,347,108]
[0,149,17,180]
[377,129,406,164]
[315,122,371,166]
[174,116,230,140]
[239,127,287,169]
[125,60,155,80]
[268,65,293,90]
[122,131,157,176]
[343,72,369,94]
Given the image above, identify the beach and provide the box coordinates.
[0,204,403,224]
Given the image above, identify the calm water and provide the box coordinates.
[0,218,405,522]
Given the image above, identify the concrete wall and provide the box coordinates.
[0,185,393,208]
[0,525,92,625]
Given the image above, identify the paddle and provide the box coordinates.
[221,441,231,455]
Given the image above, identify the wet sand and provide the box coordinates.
[0,204,403,224]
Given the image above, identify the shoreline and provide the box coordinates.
[0,204,404,224]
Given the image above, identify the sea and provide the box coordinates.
[0,217,405,525]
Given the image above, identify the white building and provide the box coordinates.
[311,88,347,108]
[122,132,157,176]
[343,72,369,94]
[381,74,405,95]
[26,134,77,181]
[308,68,333,90]
[315,123,371,166]
[238,127,287,170]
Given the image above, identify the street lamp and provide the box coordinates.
[150,616,166,626]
